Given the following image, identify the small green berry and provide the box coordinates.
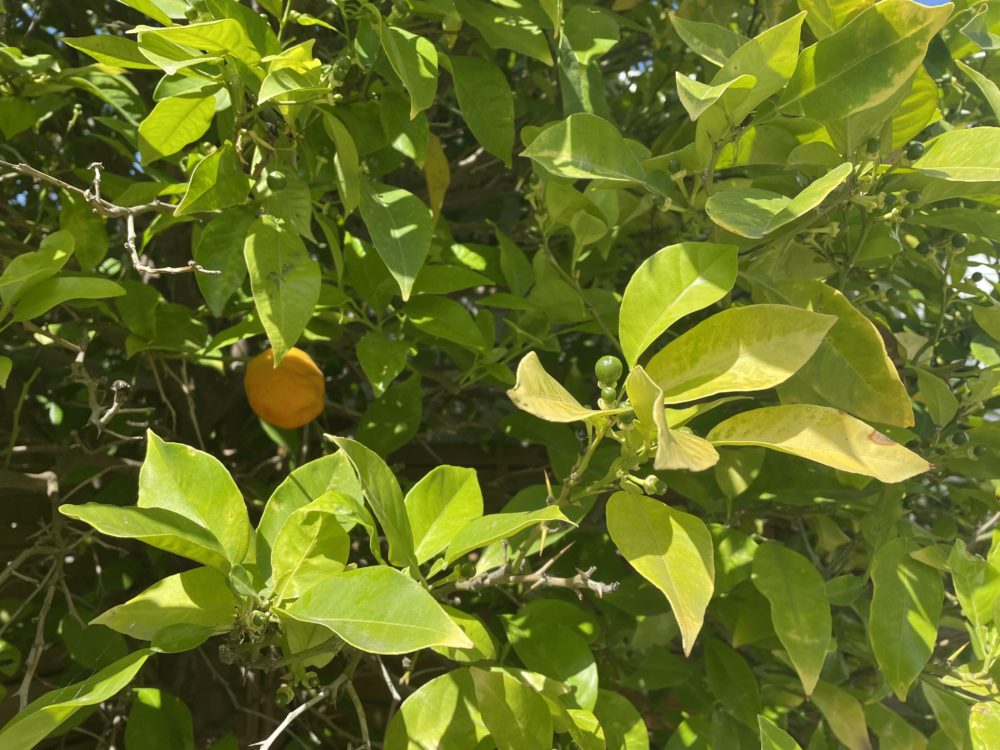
[865,137,880,155]
[458,562,477,579]
[971,271,984,283]
[904,190,923,204]
[668,158,681,173]
[275,685,294,706]
[905,142,925,160]
[882,193,898,208]
[184,6,199,20]
[900,207,914,219]
[951,232,969,248]
[267,171,287,191]
[594,355,623,385]
[249,610,269,629]
[916,241,932,255]
[953,431,970,446]
[600,386,618,403]
[303,671,321,689]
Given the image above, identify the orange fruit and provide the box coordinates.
[244,347,325,429]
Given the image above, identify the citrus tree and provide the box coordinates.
[2,0,1000,747]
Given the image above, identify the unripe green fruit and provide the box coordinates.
[904,190,922,204]
[267,171,287,191]
[595,355,623,385]
[865,137,880,155]
[458,562,477,578]
[882,193,898,208]
[600,386,618,403]
[184,6,199,20]
[971,271,984,283]
[275,685,294,706]
[951,232,969,248]
[900,207,914,219]
[905,141,925,160]
[953,431,969,446]
[916,241,932,255]
[250,610,269,629]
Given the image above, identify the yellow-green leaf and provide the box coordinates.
[508,352,625,423]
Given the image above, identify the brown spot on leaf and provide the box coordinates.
[868,430,894,446]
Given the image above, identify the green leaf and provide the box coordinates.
[625,366,719,471]
[605,491,714,656]
[645,305,836,404]
[864,703,928,750]
[380,25,438,117]
[359,181,433,300]
[502,619,598,711]
[563,6,619,64]
[675,72,757,122]
[0,650,152,750]
[811,682,873,750]
[0,229,74,306]
[11,276,125,322]
[522,113,647,183]
[258,67,327,105]
[59,503,230,572]
[706,163,852,238]
[404,294,486,351]
[797,0,874,38]
[138,431,252,564]
[759,715,804,750]
[125,688,194,750]
[593,690,649,750]
[58,193,107,270]
[709,12,805,122]
[138,94,216,163]
[470,667,553,750]
[194,208,255,317]
[405,466,484,564]
[450,56,516,166]
[870,537,943,700]
[454,0,553,65]
[243,216,321,364]
[384,669,489,750]
[271,494,351,601]
[913,127,1000,182]
[961,1,1000,49]
[508,351,625,422]
[94,567,236,641]
[619,242,738,366]
[432,605,497,663]
[779,0,951,121]
[445,506,571,564]
[668,14,747,66]
[915,368,958,425]
[328,436,417,569]
[751,278,914,427]
[704,638,760,728]
[0,357,10,389]
[137,19,260,64]
[357,375,423,456]
[174,143,250,215]
[751,542,831,696]
[708,404,930,483]
[948,541,1000,629]
[974,305,1000,342]
[356,330,410,397]
[971,702,1000,750]
[255,453,362,567]
[321,111,361,214]
[955,60,1000,123]
[284,566,472,653]
[65,35,160,69]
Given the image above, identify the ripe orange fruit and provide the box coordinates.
[244,347,325,429]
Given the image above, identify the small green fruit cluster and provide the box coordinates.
[595,355,622,408]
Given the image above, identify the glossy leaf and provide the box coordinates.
[94,567,236,641]
[125,687,195,750]
[870,537,943,700]
[645,305,835,404]
[405,466,484,564]
[244,216,321,365]
[270,494,351,601]
[137,431,252,564]
[450,56,515,166]
[522,113,646,183]
[174,142,250,215]
[759,715,804,750]
[138,94,215,163]
[811,681,873,750]
[11,276,125,322]
[619,242,738,366]
[669,14,746,66]
[384,669,489,750]
[445,506,571,564]
[913,127,1000,182]
[284,566,472,653]
[779,0,951,121]
[606,491,714,655]
[359,181,433,301]
[752,542,831,696]
[471,668,553,750]
[0,650,152,750]
[508,351,625,422]
[593,690,649,750]
[380,25,438,118]
[708,404,931,483]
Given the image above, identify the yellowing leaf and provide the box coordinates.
[508,352,625,423]
[424,134,450,223]
[708,404,930,483]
